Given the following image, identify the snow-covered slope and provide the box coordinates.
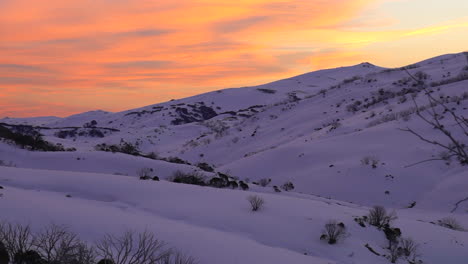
[1,52,467,264]
[1,166,467,264]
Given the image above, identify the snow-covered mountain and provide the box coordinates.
[1,52,467,264]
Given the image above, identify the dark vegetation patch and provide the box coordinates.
[0,125,73,152]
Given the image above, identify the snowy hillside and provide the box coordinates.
[1,52,467,264]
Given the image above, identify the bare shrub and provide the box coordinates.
[201,120,229,139]
[162,251,198,264]
[368,206,397,228]
[321,220,346,244]
[400,237,418,259]
[138,167,153,180]
[388,237,419,263]
[388,241,403,263]
[256,88,276,94]
[247,195,265,212]
[258,178,271,187]
[0,222,197,264]
[281,181,295,191]
[0,222,35,260]
[34,224,86,263]
[0,222,95,264]
[171,171,206,186]
[361,156,379,168]
[438,217,465,231]
[96,230,170,264]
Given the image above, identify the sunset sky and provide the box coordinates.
[1,0,467,118]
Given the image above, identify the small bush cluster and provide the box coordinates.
[160,157,192,165]
[281,181,295,191]
[56,128,106,139]
[200,120,229,139]
[320,220,347,244]
[256,88,277,94]
[0,160,16,167]
[247,195,265,212]
[172,171,206,186]
[368,206,397,228]
[208,173,247,190]
[0,222,197,264]
[363,206,421,263]
[431,72,468,87]
[95,141,140,156]
[0,125,71,152]
[196,162,214,172]
[437,217,465,231]
[342,75,363,84]
[258,178,271,187]
[347,87,422,113]
[137,168,159,181]
[361,156,380,169]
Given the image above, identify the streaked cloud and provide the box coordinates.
[0,0,467,117]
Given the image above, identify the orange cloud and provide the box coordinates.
[0,0,467,117]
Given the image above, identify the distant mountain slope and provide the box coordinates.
[0,52,467,264]
[1,52,467,209]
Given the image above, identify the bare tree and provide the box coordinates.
[368,206,397,228]
[72,242,97,264]
[95,230,170,264]
[247,195,265,212]
[400,70,467,166]
[34,224,84,263]
[322,220,346,244]
[0,222,35,260]
[159,251,198,264]
[0,241,10,264]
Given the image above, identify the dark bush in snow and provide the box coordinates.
[438,217,465,231]
[247,195,265,212]
[209,177,227,188]
[196,162,214,172]
[281,181,295,191]
[172,171,206,186]
[387,237,420,263]
[256,88,277,94]
[97,259,114,264]
[239,181,249,190]
[137,167,153,180]
[384,226,402,248]
[321,220,347,245]
[95,141,140,156]
[354,216,367,227]
[361,156,379,168]
[0,242,9,264]
[0,125,66,152]
[258,178,271,187]
[162,157,192,165]
[228,181,238,189]
[13,250,44,264]
[368,206,397,228]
